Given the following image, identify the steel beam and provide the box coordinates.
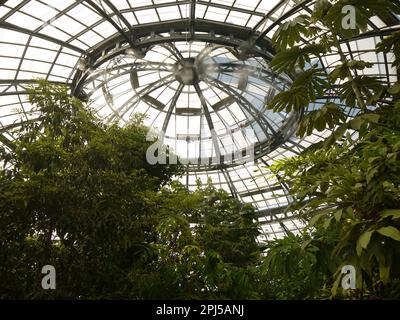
[0,22,86,55]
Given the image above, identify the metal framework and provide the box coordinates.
[0,0,399,239]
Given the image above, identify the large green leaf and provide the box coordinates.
[272,15,318,50]
[330,60,373,83]
[380,209,400,220]
[339,76,384,108]
[377,30,400,69]
[356,230,373,256]
[270,44,327,73]
[297,103,347,138]
[267,86,310,113]
[292,68,329,100]
[377,226,400,241]
[323,0,400,39]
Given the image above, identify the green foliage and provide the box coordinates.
[267,0,399,138]
[292,68,329,101]
[270,44,327,73]
[268,86,311,113]
[329,60,373,83]
[377,30,400,69]
[0,81,261,299]
[269,101,400,299]
[272,15,320,51]
[268,68,329,114]
[319,0,400,39]
[297,103,347,138]
[339,76,385,108]
[262,0,400,300]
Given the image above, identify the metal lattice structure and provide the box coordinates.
[0,0,399,240]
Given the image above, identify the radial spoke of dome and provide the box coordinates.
[87,62,175,83]
[87,68,172,96]
[85,0,135,47]
[159,43,184,63]
[196,44,237,63]
[102,0,135,36]
[201,81,245,152]
[107,75,176,123]
[194,83,221,159]
[161,83,185,135]
[215,63,291,89]
[204,76,277,138]
[221,168,239,199]
[190,0,196,37]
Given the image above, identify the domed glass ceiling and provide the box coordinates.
[84,41,297,168]
[0,0,399,240]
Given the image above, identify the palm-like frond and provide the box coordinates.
[272,15,319,51]
[268,86,310,113]
[297,103,347,138]
[323,0,400,39]
[329,60,373,83]
[270,44,327,73]
[339,76,385,108]
[377,30,400,69]
[292,68,329,101]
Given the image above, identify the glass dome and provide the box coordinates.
[0,0,399,240]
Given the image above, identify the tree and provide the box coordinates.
[263,0,400,299]
[0,80,262,299]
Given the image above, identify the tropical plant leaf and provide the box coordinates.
[380,209,400,220]
[357,230,373,251]
[270,44,327,73]
[272,15,318,50]
[387,82,400,95]
[339,76,384,108]
[267,86,310,113]
[377,226,400,241]
[330,60,373,83]
[297,103,347,138]
[292,68,329,100]
[377,30,400,69]
[323,0,400,39]
[312,0,332,21]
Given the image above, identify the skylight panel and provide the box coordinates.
[50,15,86,36]
[20,59,52,74]
[77,30,104,47]
[121,13,138,25]
[0,57,20,70]
[135,9,160,24]
[204,7,229,22]
[0,43,25,58]
[55,53,78,68]
[128,0,154,8]
[226,11,250,25]
[21,0,58,22]
[0,6,11,19]
[66,4,102,26]
[6,12,43,31]
[195,4,207,19]
[39,25,71,42]
[25,46,58,62]
[156,6,181,21]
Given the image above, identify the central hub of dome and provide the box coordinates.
[174,58,200,85]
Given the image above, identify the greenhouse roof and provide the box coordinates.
[0,0,399,240]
